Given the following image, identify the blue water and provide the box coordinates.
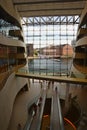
[28,58,72,76]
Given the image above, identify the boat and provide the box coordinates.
[53,59,61,62]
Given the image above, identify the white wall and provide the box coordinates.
[0,73,28,130]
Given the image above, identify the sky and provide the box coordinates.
[23,23,78,48]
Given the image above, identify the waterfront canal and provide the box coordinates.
[28,58,72,76]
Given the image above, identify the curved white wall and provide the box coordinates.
[0,33,25,47]
[0,73,28,130]
[76,36,87,46]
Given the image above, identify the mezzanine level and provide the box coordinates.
[15,69,87,85]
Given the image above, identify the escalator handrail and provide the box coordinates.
[57,92,65,130]
[50,91,65,130]
[50,95,54,130]
[36,90,47,130]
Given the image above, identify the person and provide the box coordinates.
[28,103,37,116]
[55,86,57,92]
[38,97,42,107]
[28,104,34,116]
[33,103,37,116]
[17,123,21,130]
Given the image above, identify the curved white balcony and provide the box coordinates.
[0,0,21,28]
[76,36,87,47]
[0,33,25,47]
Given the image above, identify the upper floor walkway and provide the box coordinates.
[15,70,87,85]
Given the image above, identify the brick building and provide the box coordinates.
[40,44,73,57]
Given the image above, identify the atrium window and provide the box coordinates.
[22,16,79,76]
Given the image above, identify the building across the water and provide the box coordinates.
[39,44,73,58]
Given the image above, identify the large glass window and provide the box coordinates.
[22,16,79,76]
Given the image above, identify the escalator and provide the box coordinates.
[26,89,77,130]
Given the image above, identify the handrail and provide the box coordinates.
[28,90,46,130]
[50,95,54,130]
[24,116,34,130]
[23,94,41,130]
[50,91,65,130]
[57,93,65,130]
[37,90,46,130]
[15,71,87,85]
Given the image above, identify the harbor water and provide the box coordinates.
[28,58,72,76]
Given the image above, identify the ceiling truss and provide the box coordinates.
[22,16,80,26]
